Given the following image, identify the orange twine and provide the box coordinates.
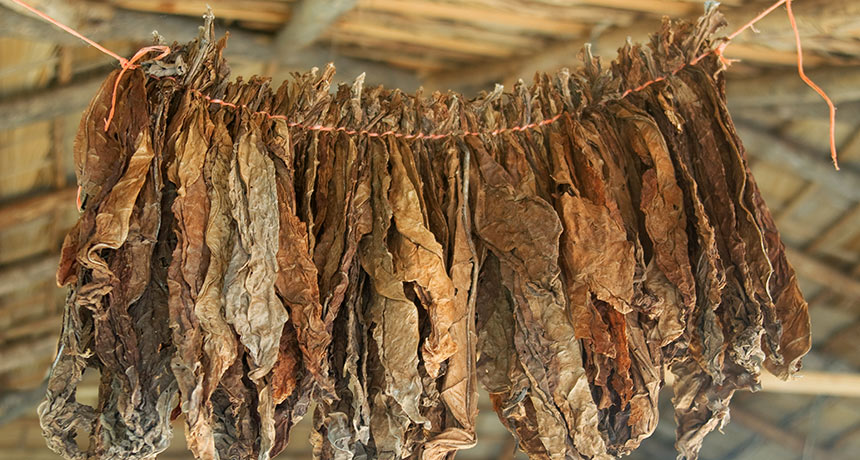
[785,0,839,170]
[11,0,839,170]
[9,0,128,64]
[196,87,564,140]
[104,45,171,130]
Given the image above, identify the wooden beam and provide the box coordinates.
[0,72,103,132]
[728,407,808,455]
[52,47,73,189]
[0,381,47,425]
[1,2,256,48]
[274,0,357,51]
[0,335,56,374]
[358,0,600,34]
[0,14,419,131]
[0,291,58,330]
[327,32,486,62]
[665,369,856,460]
[829,420,860,451]
[666,370,860,398]
[423,20,660,92]
[728,407,848,460]
[727,66,860,107]
[735,123,860,202]
[565,0,697,16]
[337,11,548,50]
[822,321,860,368]
[842,125,860,160]
[0,4,419,91]
[721,0,860,50]
[424,0,860,92]
[719,42,833,67]
[728,101,860,125]
[755,371,860,398]
[0,255,58,298]
[333,21,521,58]
[328,44,451,72]
[3,315,62,343]
[805,203,860,253]
[785,248,860,300]
[773,183,818,224]
[111,0,292,24]
[0,0,98,28]
[0,188,77,231]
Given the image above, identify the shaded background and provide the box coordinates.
[1,1,858,459]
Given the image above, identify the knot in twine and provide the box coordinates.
[104,45,171,130]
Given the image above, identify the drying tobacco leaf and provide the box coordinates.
[42,7,811,460]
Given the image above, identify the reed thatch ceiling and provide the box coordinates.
[0,1,858,459]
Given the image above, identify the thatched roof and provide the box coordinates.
[0,1,858,459]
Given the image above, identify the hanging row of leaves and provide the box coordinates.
[39,9,810,460]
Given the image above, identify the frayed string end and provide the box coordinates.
[785,0,839,170]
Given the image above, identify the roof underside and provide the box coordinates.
[1,1,859,459]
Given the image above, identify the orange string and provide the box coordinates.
[194,85,565,140]
[8,0,172,131]
[785,0,839,170]
[704,0,789,68]
[11,0,839,170]
[9,0,128,66]
[104,45,171,130]
[75,186,83,211]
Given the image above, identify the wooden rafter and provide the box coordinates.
[358,0,623,32]
[0,71,104,132]
[111,0,293,24]
[727,66,860,108]
[666,370,860,398]
[785,248,860,300]
[0,335,56,374]
[805,203,860,253]
[274,0,357,51]
[51,47,73,190]
[729,406,849,460]
[0,291,58,330]
[773,183,819,224]
[0,3,419,92]
[0,255,57,297]
[334,20,527,58]
[423,0,860,91]
[0,381,48,425]
[735,123,860,202]
[822,320,860,368]
[0,188,76,231]
[422,20,660,91]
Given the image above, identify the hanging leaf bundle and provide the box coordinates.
[39,9,810,460]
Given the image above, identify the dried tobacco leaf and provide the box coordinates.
[43,8,811,460]
[166,97,218,459]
